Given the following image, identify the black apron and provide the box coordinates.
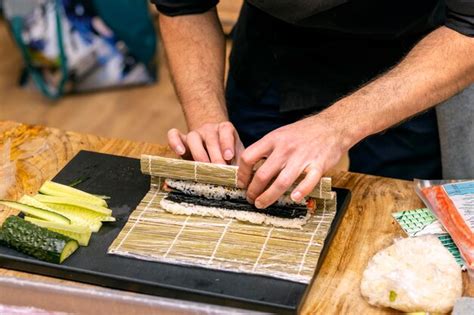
[229,0,444,112]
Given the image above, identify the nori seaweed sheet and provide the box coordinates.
[164,191,307,219]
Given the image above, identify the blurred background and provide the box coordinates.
[0,0,242,144]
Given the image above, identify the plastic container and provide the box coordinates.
[415,179,474,280]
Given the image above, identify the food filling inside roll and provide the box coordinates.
[160,179,316,228]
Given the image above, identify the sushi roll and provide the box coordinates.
[160,179,316,229]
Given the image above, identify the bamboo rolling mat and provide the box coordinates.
[140,155,335,200]
[108,156,337,283]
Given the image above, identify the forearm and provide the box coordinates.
[321,26,474,150]
[159,9,227,130]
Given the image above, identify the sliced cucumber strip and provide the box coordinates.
[60,240,79,263]
[34,195,112,216]
[18,196,103,234]
[0,200,70,225]
[24,217,92,246]
[41,203,103,232]
[19,195,57,211]
[22,195,114,230]
[102,216,116,222]
[40,181,108,207]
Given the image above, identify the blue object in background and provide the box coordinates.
[3,0,157,99]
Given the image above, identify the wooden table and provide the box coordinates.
[0,120,471,314]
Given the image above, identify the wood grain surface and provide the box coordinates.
[0,120,471,314]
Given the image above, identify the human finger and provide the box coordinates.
[246,153,285,204]
[203,130,226,164]
[254,161,303,209]
[218,122,236,162]
[187,131,210,162]
[237,138,273,189]
[291,163,323,202]
[167,128,187,156]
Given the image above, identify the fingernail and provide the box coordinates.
[176,145,185,155]
[237,180,245,188]
[246,196,254,204]
[255,200,264,209]
[224,149,233,160]
[291,191,302,202]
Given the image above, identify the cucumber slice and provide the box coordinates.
[0,216,78,264]
[34,195,112,216]
[21,195,114,227]
[60,240,79,262]
[24,217,92,246]
[18,195,82,225]
[41,203,103,233]
[0,200,70,225]
[102,216,116,222]
[19,195,57,212]
[40,181,108,207]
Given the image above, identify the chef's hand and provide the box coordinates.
[167,122,245,165]
[237,115,349,208]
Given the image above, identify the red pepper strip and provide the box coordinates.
[422,186,474,267]
[162,182,170,192]
[306,198,317,214]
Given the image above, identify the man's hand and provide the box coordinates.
[160,10,233,162]
[168,121,245,164]
[238,27,474,209]
[237,114,350,209]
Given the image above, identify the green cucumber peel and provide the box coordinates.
[1,216,78,264]
[25,216,92,246]
[0,200,70,225]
